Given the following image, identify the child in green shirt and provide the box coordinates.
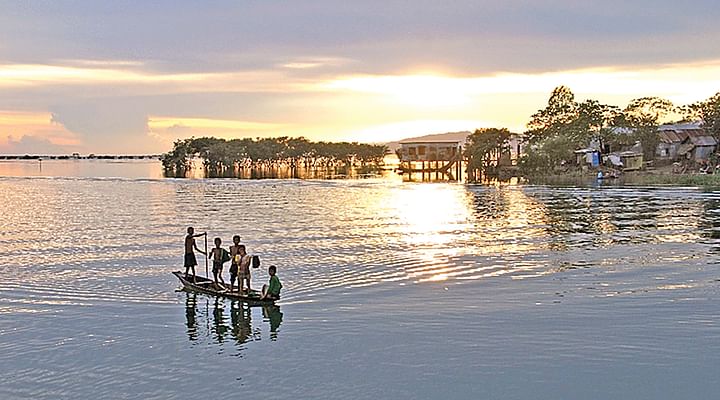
[261,265,282,300]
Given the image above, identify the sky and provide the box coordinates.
[1,0,720,154]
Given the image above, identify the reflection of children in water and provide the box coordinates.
[230,300,252,345]
[212,297,229,343]
[262,305,283,340]
[185,293,198,341]
[183,295,283,345]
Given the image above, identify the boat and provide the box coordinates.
[172,271,276,304]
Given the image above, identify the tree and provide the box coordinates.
[618,97,676,160]
[519,134,577,174]
[690,92,720,138]
[622,97,675,127]
[574,99,620,149]
[526,86,577,143]
[524,86,620,170]
[528,87,620,146]
[160,138,193,173]
[464,128,511,180]
[160,136,387,178]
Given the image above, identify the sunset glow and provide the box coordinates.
[4,59,720,153]
[149,117,287,134]
[1,1,720,154]
[0,111,80,153]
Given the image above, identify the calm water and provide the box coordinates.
[1,161,719,399]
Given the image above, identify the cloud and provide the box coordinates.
[321,61,720,105]
[0,62,321,98]
[1,134,73,155]
[160,124,195,137]
[148,116,288,140]
[49,102,162,153]
[1,1,720,153]
[1,1,720,75]
[0,111,81,154]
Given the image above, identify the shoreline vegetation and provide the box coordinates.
[521,168,720,187]
[160,136,388,179]
[139,86,720,187]
[464,86,720,187]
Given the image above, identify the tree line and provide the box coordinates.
[161,136,388,177]
[465,87,720,178]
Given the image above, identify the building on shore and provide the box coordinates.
[397,139,464,181]
[656,130,683,160]
[574,148,601,168]
[606,151,644,171]
[394,130,526,181]
[657,122,718,162]
[503,133,526,166]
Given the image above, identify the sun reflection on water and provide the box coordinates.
[391,184,473,248]
[379,183,558,283]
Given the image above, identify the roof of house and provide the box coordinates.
[658,130,683,144]
[574,148,597,154]
[659,121,702,131]
[607,151,642,158]
[678,143,695,155]
[616,151,643,157]
[610,126,635,135]
[688,135,718,146]
[398,140,463,145]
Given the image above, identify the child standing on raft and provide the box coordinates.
[236,244,252,294]
[208,237,229,288]
[229,235,242,292]
[184,227,206,282]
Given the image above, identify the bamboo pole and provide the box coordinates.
[204,233,209,278]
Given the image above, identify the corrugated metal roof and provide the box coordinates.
[658,130,682,143]
[608,151,642,157]
[689,135,718,146]
[659,122,703,131]
[657,123,709,145]
[684,129,707,137]
[399,139,463,144]
[616,151,643,157]
[678,143,694,155]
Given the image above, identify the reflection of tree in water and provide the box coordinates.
[465,187,713,252]
[468,188,510,220]
[182,292,283,348]
[700,196,720,253]
[515,189,720,252]
[525,191,666,249]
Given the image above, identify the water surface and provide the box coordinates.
[1,161,719,399]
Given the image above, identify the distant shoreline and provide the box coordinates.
[0,154,161,160]
[524,167,720,187]
[4,156,720,187]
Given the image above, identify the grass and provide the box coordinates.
[622,172,720,187]
[522,170,720,188]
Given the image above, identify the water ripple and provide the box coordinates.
[2,175,720,398]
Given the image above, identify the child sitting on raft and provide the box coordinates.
[261,265,282,300]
